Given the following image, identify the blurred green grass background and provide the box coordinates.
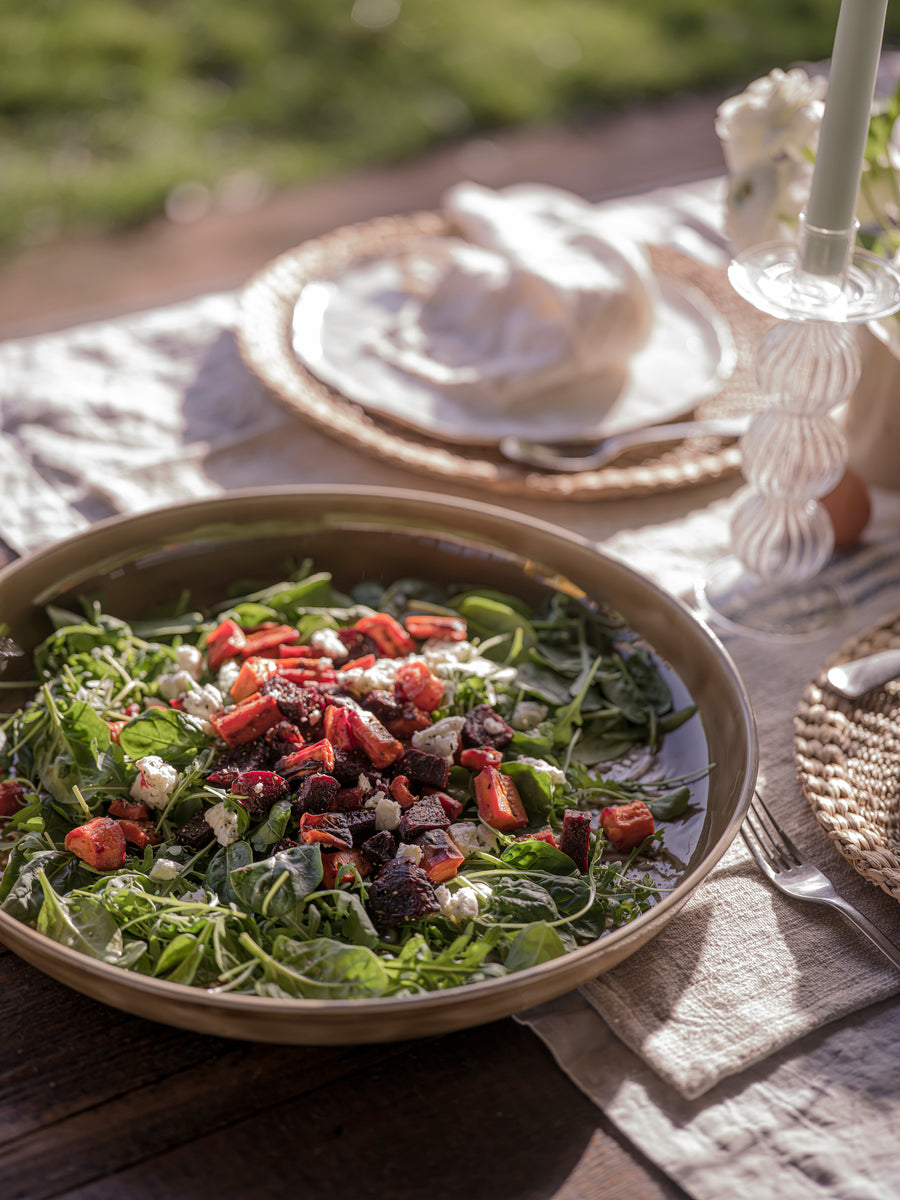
[2,0,898,255]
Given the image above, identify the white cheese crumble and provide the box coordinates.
[181,886,216,905]
[310,626,346,659]
[448,820,498,857]
[515,755,566,785]
[205,802,240,846]
[157,669,197,701]
[338,657,401,696]
[149,857,182,881]
[216,659,242,695]
[434,884,480,923]
[181,683,224,730]
[175,644,203,679]
[374,796,402,832]
[130,756,179,810]
[411,715,465,761]
[511,700,548,730]
[395,843,423,865]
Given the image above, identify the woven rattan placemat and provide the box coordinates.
[236,211,771,501]
[795,614,900,901]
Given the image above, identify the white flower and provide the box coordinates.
[723,157,813,251]
[715,67,825,174]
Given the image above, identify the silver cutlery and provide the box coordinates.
[742,790,900,970]
[824,648,900,700]
[498,413,753,473]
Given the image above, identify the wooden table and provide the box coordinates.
[1,942,687,1200]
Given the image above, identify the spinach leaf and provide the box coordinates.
[504,922,567,971]
[249,934,391,998]
[36,873,124,963]
[500,839,577,876]
[499,761,555,820]
[204,839,254,904]
[229,845,323,917]
[118,708,209,765]
[483,876,560,925]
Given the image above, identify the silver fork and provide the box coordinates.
[741,790,900,970]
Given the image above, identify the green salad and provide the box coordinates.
[0,563,705,999]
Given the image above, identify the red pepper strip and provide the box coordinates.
[205,618,248,670]
[395,661,445,712]
[323,704,355,750]
[239,624,300,659]
[404,614,467,642]
[599,800,655,852]
[354,612,416,657]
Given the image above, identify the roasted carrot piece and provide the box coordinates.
[230,656,279,703]
[474,767,528,831]
[323,704,355,750]
[209,694,282,747]
[346,707,404,767]
[395,661,445,712]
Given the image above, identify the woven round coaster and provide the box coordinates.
[236,211,772,502]
[794,613,900,901]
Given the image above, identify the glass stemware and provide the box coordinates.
[696,216,900,638]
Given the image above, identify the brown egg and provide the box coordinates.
[820,468,872,548]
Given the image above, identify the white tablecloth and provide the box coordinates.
[3,180,900,1198]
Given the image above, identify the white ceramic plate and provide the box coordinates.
[292,255,737,446]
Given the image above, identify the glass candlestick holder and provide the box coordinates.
[695,217,900,638]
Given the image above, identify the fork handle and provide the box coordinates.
[827,896,900,971]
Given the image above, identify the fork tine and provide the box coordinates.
[749,790,803,868]
[739,817,777,882]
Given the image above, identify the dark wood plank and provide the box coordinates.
[0,948,686,1200]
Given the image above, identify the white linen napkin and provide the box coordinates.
[370,182,657,408]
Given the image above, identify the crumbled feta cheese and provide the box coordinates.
[435,884,480,923]
[483,715,507,735]
[217,659,242,695]
[181,683,224,724]
[175,644,203,679]
[411,715,465,761]
[511,700,548,730]
[515,755,566,785]
[130,756,179,810]
[157,669,197,701]
[339,657,400,696]
[448,820,498,857]
[395,843,423,865]
[205,801,240,846]
[357,774,373,795]
[374,796,402,831]
[149,857,182,881]
[310,626,346,659]
[422,639,517,684]
[181,886,215,905]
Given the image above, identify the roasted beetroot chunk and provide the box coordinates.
[367,858,440,928]
[461,703,513,750]
[344,809,378,847]
[361,829,397,870]
[174,813,215,849]
[558,809,592,872]
[211,738,269,780]
[330,747,375,787]
[290,773,341,815]
[391,749,449,790]
[398,796,451,842]
[333,626,379,665]
[259,675,327,736]
[231,770,289,816]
